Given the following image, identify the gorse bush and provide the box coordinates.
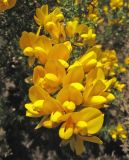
[0,0,129,159]
[19,2,127,155]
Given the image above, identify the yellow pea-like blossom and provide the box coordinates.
[79,50,97,72]
[20,32,72,66]
[81,28,96,45]
[20,32,52,65]
[57,85,83,112]
[33,61,66,93]
[59,107,104,154]
[66,20,96,46]
[34,5,65,43]
[119,66,126,73]
[47,43,71,62]
[25,85,49,117]
[83,46,118,76]
[34,5,64,27]
[63,62,84,87]
[83,68,115,108]
[45,21,66,43]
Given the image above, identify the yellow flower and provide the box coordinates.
[86,2,99,23]
[0,0,16,11]
[124,57,129,64]
[81,28,96,45]
[65,20,79,38]
[87,46,118,76]
[100,50,118,76]
[119,66,126,73]
[33,61,66,93]
[66,20,96,46]
[25,85,49,117]
[114,81,125,92]
[83,68,115,108]
[20,32,52,65]
[34,5,65,42]
[20,32,71,66]
[34,5,64,27]
[79,50,97,72]
[103,5,109,14]
[48,43,71,62]
[25,85,64,121]
[87,13,99,23]
[59,107,104,139]
[110,124,127,141]
[57,85,83,112]
[45,21,66,43]
[110,0,124,10]
[63,61,84,87]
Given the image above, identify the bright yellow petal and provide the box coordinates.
[83,59,97,72]
[86,96,107,107]
[25,103,40,117]
[87,80,106,97]
[29,85,49,102]
[63,41,72,52]
[57,86,83,105]
[43,120,56,128]
[42,96,62,115]
[59,123,73,140]
[72,107,103,123]
[44,73,59,87]
[33,66,45,84]
[76,121,87,129]
[48,43,71,61]
[62,101,76,112]
[33,100,44,111]
[45,60,66,82]
[50,111,63,123]
[87,114,104,134]
[63,65,84,86]
[79,51,97,64]
[23,47,34,56]
[70,83,84,91]
[58,59,69,68]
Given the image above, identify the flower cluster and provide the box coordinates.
[86,0,100,23]
[0,0,16,11]
[109,123,127,141]
[102,0,129,25]
[110,0,124,10]
[20,4,123,155]
[74,0,129,26]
